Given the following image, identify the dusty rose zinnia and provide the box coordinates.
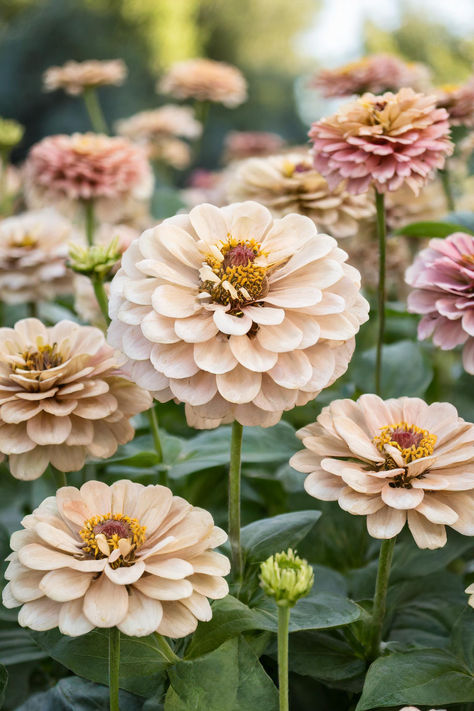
[309,88,453,195]
[0,209,76,304]
[0,318,152,480]
[227,153,374,238]
[406,232,474,374]
[116,105,202,143]
[24,133,153,224]
[291,394,474,549]
[43,59,127,96]
[107,201,369,429]
[435,78,474,127]
[312,55,430,98]
[159,58,247,108]
[3,480,229,636]
[223,131,286,163]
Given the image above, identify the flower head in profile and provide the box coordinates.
[24,133,153,224]
[0,209,76,304]
[406,232,474,374]
[291,394,474,549]
[312,55,430,98]
[227,153,374,238]
[108,201,369,429]
[223,131,286,163]
[159,58,247,108]
[116,105,202,143]
[43,59,127,96]
[309,88,453,195]
[3,480,229,637]
[0,318,152,480]
[435,78,474,127]
[260,549,314,606]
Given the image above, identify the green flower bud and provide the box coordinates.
[69,237,121,278]
[259,548,314,606]
[0,118,24,151]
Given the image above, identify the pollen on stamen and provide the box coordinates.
[79,512,146,568]
[373,421,437,464]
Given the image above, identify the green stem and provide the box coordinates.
[51,466,67,489]
[92,276,110,326]
[440,164,456,212]
[108,627,120,711]
[147,406,168,487]
[277,603,290,711]
[153,632,180,664]
[83,87,109,134]
[84,200,95,246]
[228,421,243,582]
[192,100,210,163]
[374,190,386,396]
[367,537,396,661]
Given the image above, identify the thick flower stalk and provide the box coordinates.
[159,58,247,108]
[3,480,230,637]
[290,394,474,549]
[406,232,474,374]
[108,201,369,429]
[227,152,374,238]
[0,318,152,479]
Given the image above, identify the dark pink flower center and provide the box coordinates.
[223,244,257,268]
[94,520,130,538]
[389,428,424,450]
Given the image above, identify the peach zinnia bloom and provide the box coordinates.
[24,133,153,224]
[0,318,152,480]
[43,59,127,96]
[108,201,369,429]
[159,58,247,108]
[313,55,430,98]
[116,105,202,143]
[309,88,453,195]
[435,79,474,127]
[3,480,229,636]
[291,395,474,549]
[0,209,75,304]
[227,153,374,238]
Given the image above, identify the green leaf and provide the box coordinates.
[0,624,47,665]
[394,220,474,237]
[0,663,7,708]
[165,638,278,711]
[32,629,168,697]
[240,510,322,564]
[356,648,474,709]
[15,676,144,710]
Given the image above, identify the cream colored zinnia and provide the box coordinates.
[227,153,375,238]
[0,209,76,304]
[108,201,369,429]
[0,318,152,480]
[43,59,127,96]
[290,395,474,549]
[159,58,247,108]
[3,480,229,637]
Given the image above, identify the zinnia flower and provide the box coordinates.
[116,105,202,143]
[43,59,127,96]
[24,133,153,224]
[223,131,286,163]
[406,232,474,374]
[0,209,75,304]
[309,88,453,195]
[435,78,474,127]
[108,201,369,429]
[290,394,474,549]
[312,55,430,98]
[159,58,247,108]
[466,583,474,608]
[227,153,374,238]
[0,318,152,480]
[3,480,229,636]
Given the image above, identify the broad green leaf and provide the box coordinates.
[0,625,47,665]
[165,638,278,711]
[0,663,7,707]
[32,629,169,697]
[391,532,474,582]
[394,220,474,237]
[15,676,144,710]
[356,648,474,709]
[240,510,322,564]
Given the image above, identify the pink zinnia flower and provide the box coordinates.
[309,88,453,195]
[406,232,474,374]
[435,78,474,127]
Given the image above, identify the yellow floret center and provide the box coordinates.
[9,233,38,249]
[373,422,437,464]
[20,343,63,371]
[199,237,268,311]
[79,513,146,568]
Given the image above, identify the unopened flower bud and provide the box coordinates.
[0,118,24,151]
[259,548,314,606]
[69,237,121,278]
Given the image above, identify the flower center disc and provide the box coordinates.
[373,421,437,464]
[19,344,63,371]
[79,513,146,568]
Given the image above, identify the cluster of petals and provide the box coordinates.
[107,201,369,429]
[406,232,474,374]
[309,88,453,195]
[24,133,153,224]
[291,394,474,549]
[435,78,474,127]
[312,54,431,98]
[227,152,374,238]
[3,479,229,637]
[0,318,152,480]
[223,131,286,163]
[159,58,247,108]
[116,105,202,143]
[43,59,127,95]
[0,209,75,304]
